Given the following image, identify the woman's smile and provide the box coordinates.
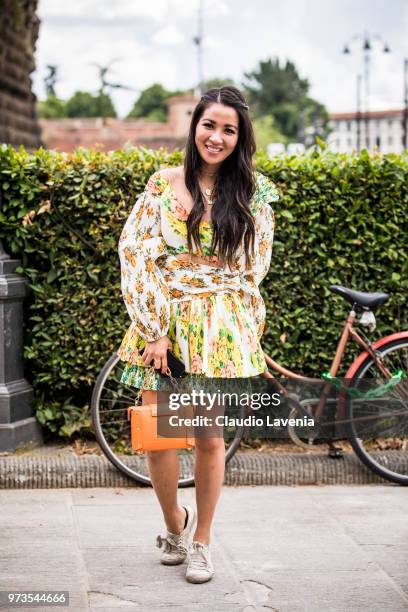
[205,144,223,154]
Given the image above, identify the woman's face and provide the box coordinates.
[195,102,239,169]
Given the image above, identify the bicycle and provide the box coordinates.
[91,284,408,486]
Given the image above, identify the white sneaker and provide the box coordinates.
[186,541,214,583]
[156,505,196,565]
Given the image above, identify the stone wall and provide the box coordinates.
[0,0,42,149]
[40,95,199,152]
[40,117,187,152]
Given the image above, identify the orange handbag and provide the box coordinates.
[127,403,195,452]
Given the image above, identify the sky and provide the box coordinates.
[32,0,408,118]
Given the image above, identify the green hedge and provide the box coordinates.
[0,144,407,439]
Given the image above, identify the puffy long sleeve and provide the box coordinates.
[238,175,279,339]
[118,174,170,343]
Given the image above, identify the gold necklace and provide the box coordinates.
[202,191,213,208]
[203,189,214,207]
[198,179,214,207]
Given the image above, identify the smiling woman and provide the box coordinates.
[117,86,280,585]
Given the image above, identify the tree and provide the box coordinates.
[243,58,329,142]
[127,84,172,121]
[65,91,117,118]
[127,83,185,122]
[201,77,235,92]
[38,64,67,119]
[252,114,286,151]
[37,96,67,119]
[44,65,58,97]
[91,61,135,98]
[301,97,330,145]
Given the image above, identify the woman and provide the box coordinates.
[117,86,279,583]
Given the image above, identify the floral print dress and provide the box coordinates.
[117,170,279,390]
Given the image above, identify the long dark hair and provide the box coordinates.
[184,86,256,269]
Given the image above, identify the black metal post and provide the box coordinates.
[0,240,43,451]
[356,74,362,153]
[363,36,370,149]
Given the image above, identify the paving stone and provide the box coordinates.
[248,568,408,612]
[71,488,159,506]
[0,486,407,612]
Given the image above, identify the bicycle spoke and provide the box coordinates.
[98,388,139,402]
[99,399,139,407]
[347,338,408,484]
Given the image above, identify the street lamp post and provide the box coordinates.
[193,0,204,96]
[342,32,390,151]
[356,74,362,152]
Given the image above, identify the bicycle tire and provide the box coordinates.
[345,337,408,486]
[91,352,244,487]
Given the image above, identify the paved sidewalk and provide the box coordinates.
[1,486,407,612]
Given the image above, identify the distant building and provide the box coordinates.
[40,94,199,152]
[0,0,42,149]
[267,143,306,157]
[328,110,407,154]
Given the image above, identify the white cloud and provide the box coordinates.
[203,34,224,50]
[152,24,185,45]
[33,0,408,118]
[203,0,231,17]
[38,0,177,21]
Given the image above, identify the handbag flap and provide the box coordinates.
[128,404,193,418]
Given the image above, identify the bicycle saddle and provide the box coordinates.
[329,285,389,310]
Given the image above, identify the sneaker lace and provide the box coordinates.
[156,533,188,555]
[189,542,210,570]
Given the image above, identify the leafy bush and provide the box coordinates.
[0,144,406,439]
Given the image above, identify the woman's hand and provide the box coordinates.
[141,336,172,374]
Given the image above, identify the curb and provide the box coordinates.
[0,451,392,488]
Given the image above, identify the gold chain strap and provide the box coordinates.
[161,367,188,396]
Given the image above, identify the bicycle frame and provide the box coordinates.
[262,308,399,425]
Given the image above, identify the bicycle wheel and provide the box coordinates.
[346,337,408,485]
[288,399,322,448]
[91,353,244,487]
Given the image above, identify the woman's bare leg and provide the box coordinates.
[143,390,186,534]
[193,436,225,545]
[144,390,225,541]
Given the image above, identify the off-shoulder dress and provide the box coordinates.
[117,170,279,390]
